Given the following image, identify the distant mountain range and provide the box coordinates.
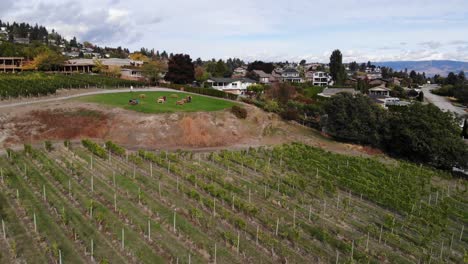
[373,60,468,77]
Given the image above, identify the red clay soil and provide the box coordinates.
[6,108,110,144]
[0,101,382,158]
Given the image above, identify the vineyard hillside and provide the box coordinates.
[0,141,466,263]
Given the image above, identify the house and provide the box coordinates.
[306,71,333,86]
[368,79,388,87]
[13,37,30,45]
[206,77,256,95]
[0,57,24,72]
[366,72,382,80]
[61,60,94,73]
[368,85,391,97]
[68,58,144,68]
[0,27,8,41]
[232,66,247,77]
[281,68,303,83]
[252,70,277,84]
[121,68,145,81]
[318,88,359,98]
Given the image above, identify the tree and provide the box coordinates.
[129,52,150,62]
[25,50,65,71]
[462,118,468,139]
[446,72,458,85]
[299,59,306,66]
[247,61,274,74]
[348,61,358,72]
[321,93,386,146]
[384,103,467,169]
[329,49,346,85]
[457,71,466,83]
[142,60,166,84]
[164,54,195,84]
[194,66,210,84]
[92,59,106,73]
[105,65,122,78]
[417,91,424,102]
[70,36,78,48]
[214,59,229,77]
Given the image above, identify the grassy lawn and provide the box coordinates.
[78,91,236,113]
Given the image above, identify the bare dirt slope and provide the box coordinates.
[0,100,380,156]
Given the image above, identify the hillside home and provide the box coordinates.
[252,70,277,84]
[206,77,256,95]
[368,85,391,97]
[368,79,388,87]
[306,71,333,86]
[281,68,303,83]
[13,37,30,45]
[121,68,144,81]
[366,72,383,80]
[232,66,247,77]
[0,27,8,41]
[0,57,24,72]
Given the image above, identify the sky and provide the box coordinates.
[1,0,468,63]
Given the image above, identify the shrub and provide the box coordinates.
[264,100,280,113]
[81,139,107,159]
[231,105,247,119]
[64,140,72,149]
[44,141,53,152]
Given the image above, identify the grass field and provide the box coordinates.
[0,141,466,263]
[78,91,237,113]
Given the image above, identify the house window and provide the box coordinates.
[231,82,238,88]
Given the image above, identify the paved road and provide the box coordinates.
[0,87,179,109]
[422,84,467,117]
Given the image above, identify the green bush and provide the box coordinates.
[81,139,107,159]
[230,105,247,119]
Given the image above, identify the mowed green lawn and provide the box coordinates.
[78,91,237,113]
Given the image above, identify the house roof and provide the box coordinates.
[68,58,143,67]
[252,70,272,78]
[282,68,299,73]
[369,85,391,92]
[208,77,255,83]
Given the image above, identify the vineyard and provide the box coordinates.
[0,141,466,263]
[0,72,144,99]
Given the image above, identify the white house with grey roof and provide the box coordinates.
[281,68,303,83]
[206,77,256,95]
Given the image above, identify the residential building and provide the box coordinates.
[281,68,303,83]
[232,66,247,77]
[68,58,144,68]
[368,79,387,87]
[0,57,24,72]
[13,37,30,45]
[61,61,94,73]
[0,27,8,41]
[121,68,145,81]
[252,70,277,84]
[368,85,391,97]
[206,77,256,95]
[366,72,382,80]
[306,71,333,86]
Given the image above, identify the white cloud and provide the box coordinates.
[1,0,468,62]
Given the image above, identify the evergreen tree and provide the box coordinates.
[329,49,346,85]
[462,118,468,139]
[164,54,195,84]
